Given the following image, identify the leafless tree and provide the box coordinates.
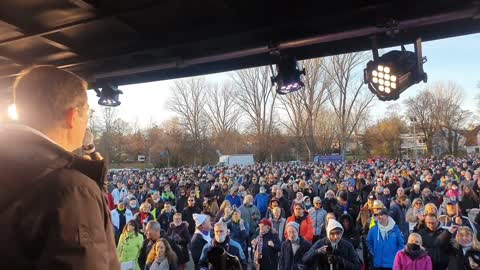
[205,82,240,137]
[167,77,209,165]
[322,52,375,156]
[231,66,277,161]
[279,58,332,160]
[405,81,471,155]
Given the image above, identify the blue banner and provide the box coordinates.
[314,154,344,163]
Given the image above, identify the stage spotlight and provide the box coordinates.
[94,84,123,107]
[364,38,427,101]
[271,55,306,95]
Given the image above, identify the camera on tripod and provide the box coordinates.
[326,242,335,265]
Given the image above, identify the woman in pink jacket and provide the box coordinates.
[393,233,432,270]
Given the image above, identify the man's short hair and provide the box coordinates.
[13,66,87,131]
[146,220,161,231]
[214,221,228,229]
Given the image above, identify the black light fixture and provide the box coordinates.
[94,83,123,107]
[364,37,427,101]
[271,54,306,95]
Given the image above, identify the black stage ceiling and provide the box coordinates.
[0,0,478,93]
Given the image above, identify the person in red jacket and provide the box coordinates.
[285,202,314,243]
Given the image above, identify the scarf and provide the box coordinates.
[291,238,300,255]
[254,234,264,265]
[194,229,212,243]
[404,247,426,260]
[377,217,395,240]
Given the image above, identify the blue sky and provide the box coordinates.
[88,33,480,127]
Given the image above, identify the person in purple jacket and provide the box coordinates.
[393,233,432,270]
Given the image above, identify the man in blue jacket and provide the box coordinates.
[254,186,269,218]
[367,208,405,270]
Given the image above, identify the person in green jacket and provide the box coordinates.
[161,184,176,204]
[117,220,144,270]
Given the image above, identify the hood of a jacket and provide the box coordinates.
[0,124,107,209]
[326,219,344,242]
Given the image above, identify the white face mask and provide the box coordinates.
[129,202,137,209]
[216,233,227,243]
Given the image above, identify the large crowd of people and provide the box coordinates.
[107,157,480,270]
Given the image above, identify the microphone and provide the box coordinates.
[82,131,102,160]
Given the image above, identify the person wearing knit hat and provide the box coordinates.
[190,214,212,266]
[279,221,312,270]
[251,219,281,270]
[303,219,362,270]
[286,221,300,232]
[366,206,404,269]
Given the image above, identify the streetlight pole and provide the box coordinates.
[410,117,418,161]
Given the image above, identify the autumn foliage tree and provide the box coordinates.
[363,116,408,158]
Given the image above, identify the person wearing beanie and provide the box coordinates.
[190,214,212,269]
[309,196,327,243]
[286,202,315,243]
[279,221,312,270]
[302,219,361,270]
[367,208,405,269]
[251,219,281,270]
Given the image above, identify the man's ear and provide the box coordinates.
[64,107,76,128]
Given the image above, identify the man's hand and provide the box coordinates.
[268,240,274,247]
[449,225,459,234]
[317,245,328,254]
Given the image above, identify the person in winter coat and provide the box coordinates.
[270,206,287,242]
[239,195,261,238]
[251,219,282,270]
[266,197,285,219]
[112,201,135,244]
[199,221,247,270]
[134,202,155,233]
[191,214,213,270]
[406,198,424,233]
[117,220,145,270]
[175,189,188,214]
[465,249,480,270]
[389,195,409,241]
[447,226,480,270]
[302,219,362,270]
[286,202,315,243]
[166,214,190,270]
[367,208,405,269]
[338,214,360,249]
[182,196,202,236]
[279,222,312,270]
[161,184,176,204]
[146,238,178,270]
[418,214,452,270]
[254,186,270,218]
[225,187,243,208]
[158,202,176,231]
[215,200,231,222]
[393,233,432,270]
[228,209,250,258]
[139,221,161,270]
[309,197,328,243]
[460,185,480,217]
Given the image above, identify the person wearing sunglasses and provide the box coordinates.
[366,208,405,270]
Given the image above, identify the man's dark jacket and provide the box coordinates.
[302,237,361,270]
[0,124,119,270]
